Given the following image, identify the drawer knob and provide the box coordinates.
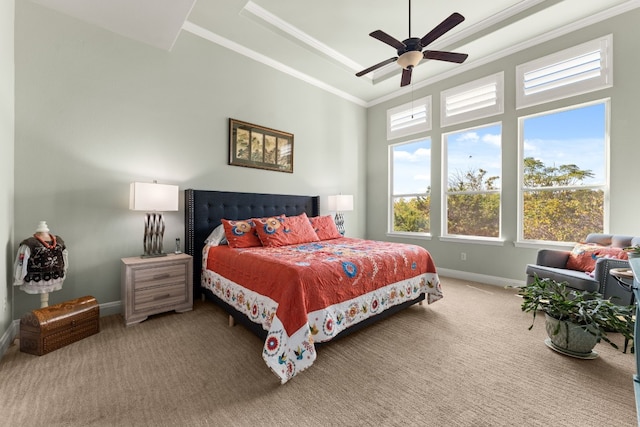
[153,273,171,280]
[153,293,171,301]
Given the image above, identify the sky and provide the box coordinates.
[392,102,606,195]
[522,102,606,185]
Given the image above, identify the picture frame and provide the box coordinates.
[229,118,294,173]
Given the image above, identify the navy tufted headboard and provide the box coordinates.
[184,189,320,299]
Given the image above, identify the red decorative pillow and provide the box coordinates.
[566,243,628,272]
[221,218,262,248]
[309,215,342,240]
[222,215,287,248]
[255,212,320,247]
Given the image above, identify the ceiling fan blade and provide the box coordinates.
[369,30,406,50]
[355,57,398,77]
[424,50,468,63]
[400,67,412,87]
[420,12,465,47]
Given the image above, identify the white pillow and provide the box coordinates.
[204,224,227,246]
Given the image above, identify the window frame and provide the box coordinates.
[388,137,432,237]
[441,121,503,241]
[517,98,610,244]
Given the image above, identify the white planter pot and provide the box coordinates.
[544,313,599,358]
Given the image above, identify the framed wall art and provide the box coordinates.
[229,118,294,173]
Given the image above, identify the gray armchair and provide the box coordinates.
[525,233,640,306]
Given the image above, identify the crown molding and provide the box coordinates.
[181,21,368,107]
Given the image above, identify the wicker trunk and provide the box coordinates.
[20,296,100,356]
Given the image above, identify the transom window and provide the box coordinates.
[387,96,432,141]
[516,35,612,109]
[441,72,504,127]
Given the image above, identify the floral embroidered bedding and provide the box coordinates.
[201,236,441,383]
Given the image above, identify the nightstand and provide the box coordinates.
[120,253,193,326]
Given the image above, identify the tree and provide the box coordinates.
[447,168,500,237]
[393,192,430,233]
[522,157,602,242]
[392,159,602,242]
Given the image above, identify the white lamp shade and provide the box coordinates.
[129,182,179,212]
[327,194,354,212]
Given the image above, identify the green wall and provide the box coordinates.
[12,2,366,318]
[366,9,640,285]
[0,0,15,350]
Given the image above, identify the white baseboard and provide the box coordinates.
[0,319,20,359]
[437,268,526,288]
[99,300,122,317]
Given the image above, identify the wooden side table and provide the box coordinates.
[121,253,193,326]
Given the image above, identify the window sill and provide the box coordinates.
[438,236,505,246]
[386,232,432,241]
[514,240,574,250]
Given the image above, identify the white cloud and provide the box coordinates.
[482,133,501,147]
[395,147,431,163]
[456,132,479,142]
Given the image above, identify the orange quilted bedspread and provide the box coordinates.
[202,237,441,383]
[205,238,438,333]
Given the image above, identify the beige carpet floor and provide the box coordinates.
[0,277,636,427]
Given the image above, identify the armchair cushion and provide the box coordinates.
[565,242,627,273]
[525,264,599,292]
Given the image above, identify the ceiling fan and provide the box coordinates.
[355,1,469,87]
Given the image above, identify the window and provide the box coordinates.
[387,96,432,140]
[389,139,431,234]
[443,124,502,238]
[516,35,612,109]
[519,101,608,243]
[441,72,504,127]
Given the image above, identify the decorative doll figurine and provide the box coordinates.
[13,221,68,307]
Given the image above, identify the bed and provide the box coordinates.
[185,189,442,383]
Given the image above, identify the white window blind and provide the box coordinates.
[387,96,431,140]
[516,35,612,109]
[441,72,503,127]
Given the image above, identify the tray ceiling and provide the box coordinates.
[31,0,639,106]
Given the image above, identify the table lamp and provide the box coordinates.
[328,194,353,235]
[129,181,179,257]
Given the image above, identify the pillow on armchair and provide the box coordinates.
[565,242,628,273]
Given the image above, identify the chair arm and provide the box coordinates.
[536,249,570,268]
[594,257,633,305]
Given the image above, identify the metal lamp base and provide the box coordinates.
[334,212,345,235]
[141,212,167,258]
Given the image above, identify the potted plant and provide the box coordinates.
[519,276,634,358]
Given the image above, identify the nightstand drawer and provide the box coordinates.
[133,263,186,290]
[134,283,187,310]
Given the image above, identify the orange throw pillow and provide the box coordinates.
[255,213,320,247]
[221,218,262,248]
[309,215,343,240]
[565,243,628,273]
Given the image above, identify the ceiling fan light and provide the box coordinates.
[397,51,423,69]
